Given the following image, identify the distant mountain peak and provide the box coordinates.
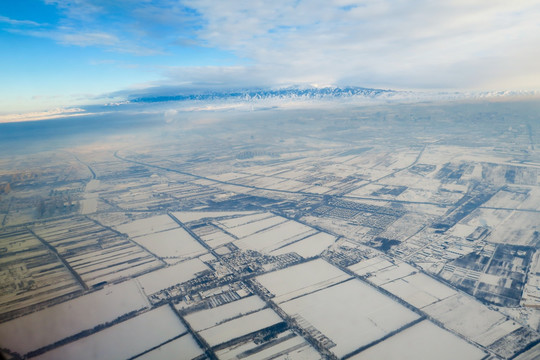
[128,86,395,104]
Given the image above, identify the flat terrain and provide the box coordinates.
[1,100,539,359]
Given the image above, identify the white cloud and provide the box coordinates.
[0,108,88,124]
[0,15,41,26]
[178,0,540,90]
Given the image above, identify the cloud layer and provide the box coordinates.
[179,0,540,90]
[2,0,540,115]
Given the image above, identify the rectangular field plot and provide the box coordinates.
[214,212,272,230]
[31,217,163,287]
[215,330,321,360]
[184,295,267,331]
[136,258,210,295]
[220,215,287,239]
[194,226,236,249]
[348,256,395,277]
[131,227,207,260]
[487,211,540,246]
[0,229,82,316]
[349,258,457,308]
[270,232,337,258]
[197,308,284,347]
[256,259,350,303]
[381,271,457,308]
[115,215,179,237]
[134,333,204,360]
[350,320,485,360]
[0,280,149,356]
[423,293,520,347]
[170,211,256,224]
[234,220,318,254]
[279,279,420,358]
[35,305,186,360]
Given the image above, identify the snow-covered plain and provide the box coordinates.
[134,333,204,360]
[136,258,209,295]
[256,259,350,303]
[216,330,322,360]
[132,227,207,259]
[280,279,420,358]
[198,308,283,347]
[35,306,186,360]
[115,215,178,237]
[423,293,521,346]
[350,320,485,360]
[0,280,149,356]
[270,232,337,258]
[184,295,267,331]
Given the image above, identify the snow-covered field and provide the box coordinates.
[280,279,420,358]
[199,228,236,248]
[234,220,317,254]
[351,320,485,360]
[382,271,457,308]
[223,215,287,238]
[487,211,539,245]
[184,295,267,331]
[136,258,209,295]
[35,306,186,360]
[256,259,350,303]
[349,258,457,308]
[270,232,336,258]
[423,293,521,346]
[134,333,203,360]
[348,256,395,277]
[0,280,149,356]
[132,227,207,259]
[215,330,321,360]
[198,308,283,347]
[115,215,178,237]
[170,211,256,223]
[215,212,270,229]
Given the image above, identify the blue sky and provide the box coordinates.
[1,0,540,115]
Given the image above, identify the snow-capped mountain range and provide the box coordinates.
[124,86,538,107]
[128,86,394,104]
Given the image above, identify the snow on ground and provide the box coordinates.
[170,211,256,223]
[484,188,530,209]
[234,220,317,254]
[216,330,322,360]
[134,333,203,360]
[115,215,178,237]
[348,256,395,277]
[381,271,457,308]
[136,258,209,295]
[280,279,420,358]
[462,208,512,229]
[256,259,350,303]
[131,227,207,259]
[350,320,485,360]
[198,308,283,347]
[487,211,540,246]
[270,232,336,258]
[0,280,149,356]
[199,228,236,248]
[349,258,458,308]
[79,196,98,214]
[184,295,267,331]
[215,212,270,229]
[222,215,287,238]
[423,293,520,346]
[35,306,186,360]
